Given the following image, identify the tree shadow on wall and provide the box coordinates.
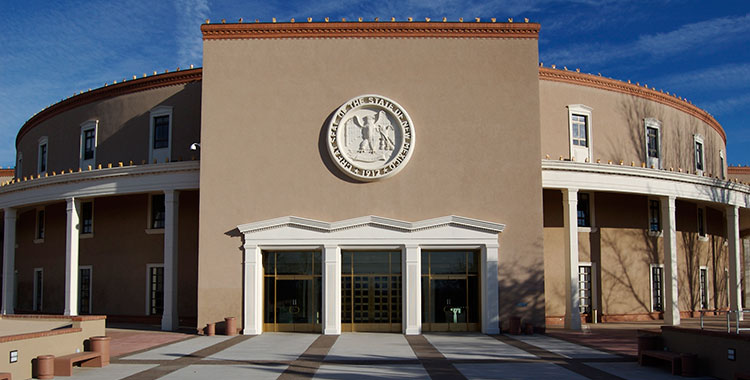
[497,239,545,328]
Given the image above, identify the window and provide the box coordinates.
[650,264,664,312]
[699,267,709,309]
[644,118,661,168]
[38,137,48,174]
[147,265,164,315]
[579,264,592,315]
[35,208,45,242]
[15,152,22,179]
[577,192,591,227]
[649,199,661,232]
[33,268,43,312]
[81,201,93,235]
[697,207,706,237]
[567,104,593,162]
[80,120,98,168]
[150,194,165,229]
[720,150,725,179]
[694,135,704,173]
[149,106,173,163]
[79,266,92,314]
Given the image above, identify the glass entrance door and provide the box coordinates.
[421,250,480,332]
[342,251,402,332]
[263,251,322,332]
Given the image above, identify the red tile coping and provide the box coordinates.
[2,314,106,322]
[728,166,750,175]
[201,21,540,40]
[0,327,82,343]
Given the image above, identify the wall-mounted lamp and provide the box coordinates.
[190,143,201,151]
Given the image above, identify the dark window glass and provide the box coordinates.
[649,200,661,232]
[697,208,705,236]
[647,127,659,158]
[695,141,704,171]
[149,266,164,315]
[34,270,43,311]
[83,129,95,160]
[39,144,47,172]
[37,209,45,239]
[699,268,709,309]
[577,193,590,227]
[153,116,170,149]
[151,194,165,229]
[81,202,93,234]
[652,266,663,312]
[571,114,588,147]
[79,268,91,314]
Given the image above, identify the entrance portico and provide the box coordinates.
[237,215,504,335]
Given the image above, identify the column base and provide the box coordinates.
[323,328,341,335]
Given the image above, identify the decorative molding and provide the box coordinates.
[728,166,750,175]
[17,68,202,147]
[238,215,505,235]
[201,21,540,40]
[539,67,726,143]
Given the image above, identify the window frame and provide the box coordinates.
[145,193,166,234]
[578,262,595,315]
[145,263,165,316]
[80,200,94,238]
[80,120,98,169]
[149,106,173,164]
[649,263,665,312]
[648,198,662,236]
[719,150,725,179]
[577,192,594,230]
[699,266,710,310]
[694,134,705,174]
[34,207,45,243]
[644,118,662,169]
[697,206,708,240]
[567,104,593,163]
[33,267,43,312]
[37,136,48,174]
[79,265,93,315]
[15,151,22,179]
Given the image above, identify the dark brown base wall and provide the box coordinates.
[546,310,722,325]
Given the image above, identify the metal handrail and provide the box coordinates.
[699,309,750,334]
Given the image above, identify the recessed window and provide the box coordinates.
[697,207,706,237]
[650,264,664,312]
[699,267,709,309]
[35,208,45,241]
[694,135,705,173]
[148,265,164,315]
[79,266,92,314]
[567,105,593,162]
[720,150,725,179]
[38,137,48,174]
[81,201,93,235]
[150,194,165,229]
[579,264,592,315]
[33,268,43,312]
[80,120,98,168]
[644,118,661,169]
[577,192,591,227]
[649,199,661,232]
[149,106,173,163]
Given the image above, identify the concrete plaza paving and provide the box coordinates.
[60,332,716,380]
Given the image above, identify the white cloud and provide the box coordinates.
[700,93,750,115]
[176,0,210,66]
[657,63,750,92]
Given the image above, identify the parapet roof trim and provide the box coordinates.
[16,68,203,147]
[201,21,540,40]
[539,67,726,144]
[728,166,750,175]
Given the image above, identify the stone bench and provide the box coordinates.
[54,351,103,376]
[0,372,11,380]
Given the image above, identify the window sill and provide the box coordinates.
[145,228,164,235]
[577,227,597,233]
[698,235,709,242]
[33,238,44,244]
[80,233,94,239]
[648,230,663,238]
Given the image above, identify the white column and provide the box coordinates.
[161,190,179,330]
[64,198,80,316]
[562,188,581,330]
[242,244,263,335]
[322,245,341,335]
[482,243,500,334]
[661,196,679,325]
[2,208,17,314]
[403,244,421,335]
[727,205,743,319]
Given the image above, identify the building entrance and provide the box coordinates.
[263,251,322,332]
[421,250,480,332]
[342,251,402,332]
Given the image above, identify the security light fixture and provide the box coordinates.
[190,143,200,151]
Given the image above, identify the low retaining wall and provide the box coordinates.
[660,326,749,379]
[0,315,106,380]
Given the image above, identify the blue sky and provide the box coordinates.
[1,0,748,168]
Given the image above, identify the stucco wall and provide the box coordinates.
[539,80,726,176]
[16,82,201,179]
[199,36,545,329]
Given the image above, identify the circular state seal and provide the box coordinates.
[327,95,415,181]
